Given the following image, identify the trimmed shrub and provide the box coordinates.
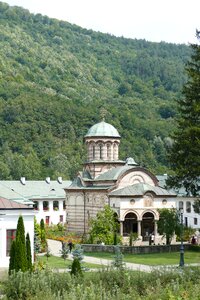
[71,258,82,277]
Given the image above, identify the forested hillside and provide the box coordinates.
[0,2,192,179]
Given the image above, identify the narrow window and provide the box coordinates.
[53,200,59,211]
[6,229,16,256]
[92,145,95,159]
[33,201,38,210]
[43,201,49,211]
[99,144,103,159]
[179,201,183,211]
[186,201,191,213]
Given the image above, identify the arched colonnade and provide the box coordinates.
[119,210,159,240]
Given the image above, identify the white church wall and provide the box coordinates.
[116,171,155,190]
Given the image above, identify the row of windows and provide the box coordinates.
[89,143,118,160]
[33,200,66,211]
[179,201,193,213]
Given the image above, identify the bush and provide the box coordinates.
[4,266,200,299]
[70,258,82,277]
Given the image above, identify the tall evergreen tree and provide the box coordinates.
[167,31,200,196]
[8,240,16,275]
[26,233,32,271]
[34,217,41,255]
[40,218,46,250]
[15,216,27,272]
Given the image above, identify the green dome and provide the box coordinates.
[85,121,120,138]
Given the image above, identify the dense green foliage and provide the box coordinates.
[89,205,119,244]
[70,258,82,277]
[26,233,32,271]
[111,245,125,269]
[3,267,200,299]
[8,240,16,275]
[33,217,41,254]
[14,216,27,272]
[40,218,47,251]
[9,216,32,273]
[167,32,200,196]
[157,208,181,244]
[0,2,192,179]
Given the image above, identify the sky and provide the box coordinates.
[4,0,200,44]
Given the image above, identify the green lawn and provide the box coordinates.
[84,251,200,266]
[36,255,103,269]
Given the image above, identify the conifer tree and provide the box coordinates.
[71,244,84,276]
[40,218,47,250]
[167,31,200,196]
[26,233,32,271]
[112,245,125,269]
[15,216,27,272]
[8,240,16,275]
[34,217,41,255]
[70,258,82,277]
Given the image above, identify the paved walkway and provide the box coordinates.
[47,239,168,273]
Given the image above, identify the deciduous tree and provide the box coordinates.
[89,205,119,245]
[157,208,180,245]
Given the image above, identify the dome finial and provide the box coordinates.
[100,107,107,122]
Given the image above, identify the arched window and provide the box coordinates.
[92,145,95,159]
[107,143,111,160]
[179,201,184,211]
[123,212,138,236]
[99,143,103,159]
[53,200,59,211]
[33,201,38,210]
[186,201,191,213]
[43,201,49,211]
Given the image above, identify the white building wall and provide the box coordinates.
[33,198,66,225]
[0,210,35,268]
[176,196,200,229]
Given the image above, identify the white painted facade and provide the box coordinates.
[0,209,35,268]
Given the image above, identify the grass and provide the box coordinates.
[84,251,200,266]
[36,255,103,269]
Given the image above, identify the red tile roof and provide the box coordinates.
[0,197,30,209]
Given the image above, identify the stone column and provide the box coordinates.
[120,221,123,236]
[154,221,158,236]
[153,221,158,244]
[137,221,142,237]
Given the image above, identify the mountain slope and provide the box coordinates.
[0,2,192,179]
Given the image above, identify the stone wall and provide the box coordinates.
[81,243,191,254]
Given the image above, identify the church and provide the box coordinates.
[65,120,178,244]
